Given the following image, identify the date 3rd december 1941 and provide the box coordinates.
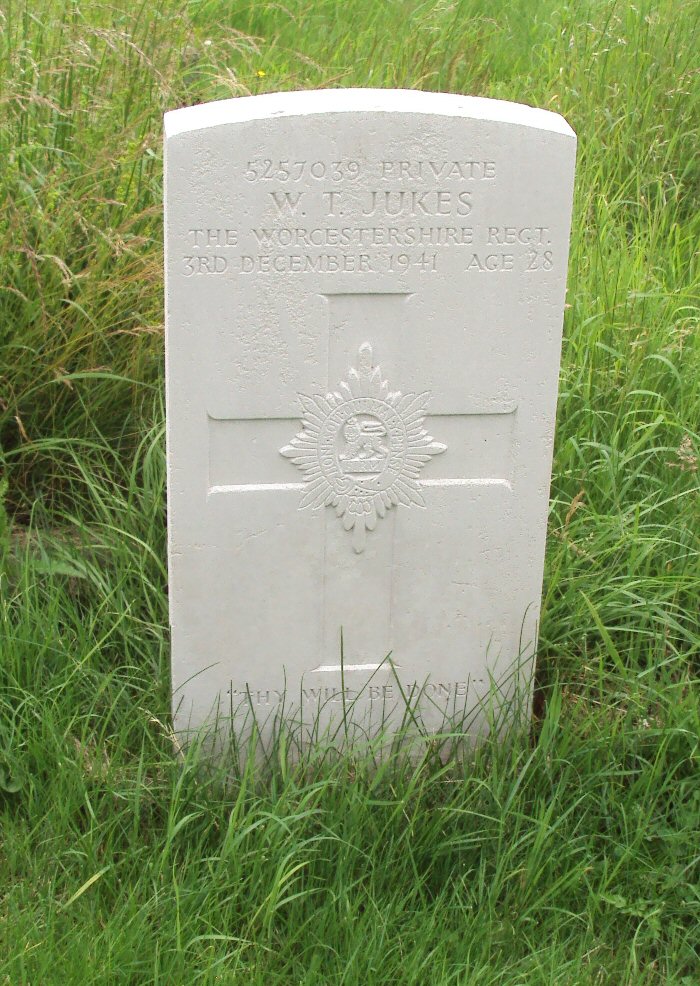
[180,248,554,276]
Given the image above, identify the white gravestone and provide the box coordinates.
[164,89,576,748]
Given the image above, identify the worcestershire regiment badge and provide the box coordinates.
[281,343,447,552]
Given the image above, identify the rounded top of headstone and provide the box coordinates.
[164,88,576,141]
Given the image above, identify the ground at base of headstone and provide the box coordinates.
[1,580,698,985]
[172,650,539,769]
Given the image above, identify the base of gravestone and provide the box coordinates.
[171,647,537,774]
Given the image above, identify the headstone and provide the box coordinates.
[164,89,576,751]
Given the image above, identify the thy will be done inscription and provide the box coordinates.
[165,89,576,749]
[236,677,486,708]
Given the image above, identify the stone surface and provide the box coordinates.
[164,89,576,749]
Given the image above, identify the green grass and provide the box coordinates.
[0,0,699,982]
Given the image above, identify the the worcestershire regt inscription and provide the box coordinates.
[281,343,446,552]
[165,89,576,752]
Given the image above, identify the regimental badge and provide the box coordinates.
[280,343,447,552]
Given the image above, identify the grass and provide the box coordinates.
[0,0,699,982]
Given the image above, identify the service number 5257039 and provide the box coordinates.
[243,159,361,182]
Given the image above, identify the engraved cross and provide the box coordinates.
[208,290,517,670]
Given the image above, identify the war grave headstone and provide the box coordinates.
[164,89,576,752]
